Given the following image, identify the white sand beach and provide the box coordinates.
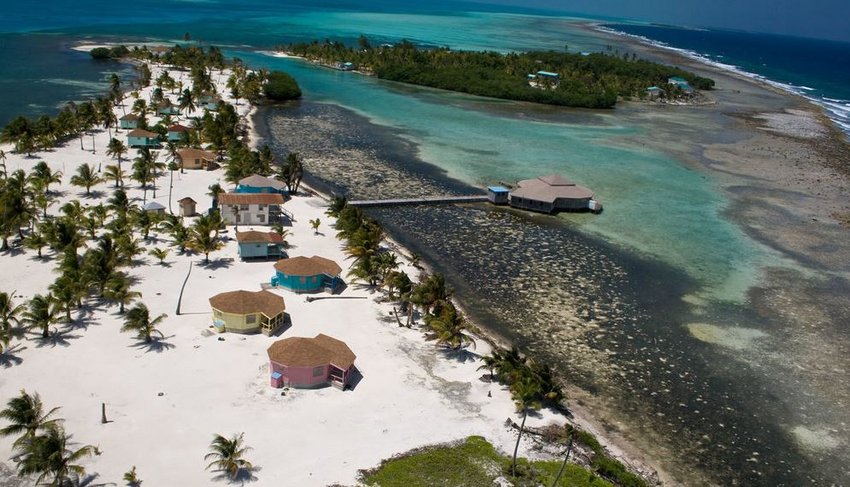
[0,63,569,485]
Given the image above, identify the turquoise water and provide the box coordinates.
[242,50,777,301]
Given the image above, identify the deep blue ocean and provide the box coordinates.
[607,23,850,134]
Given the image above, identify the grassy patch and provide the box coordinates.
[360,436,611,487]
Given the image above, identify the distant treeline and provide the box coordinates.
[281,38,714,108]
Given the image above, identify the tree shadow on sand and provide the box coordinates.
[82,190,106,200]
[129,334,176,353]
[210,466,261,485]
[64,472,110,487]
[0,344,26,368]
[199,258,234,271]
[437,346,481,364]
[65,307,101,332]
[33,327,81,348]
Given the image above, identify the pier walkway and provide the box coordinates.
[349,195,488,208]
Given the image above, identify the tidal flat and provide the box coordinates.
[256,51,850,482]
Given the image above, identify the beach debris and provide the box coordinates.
[157,392,164,397]
[218,337,225,341]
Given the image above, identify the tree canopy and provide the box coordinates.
[283,38,714,108]
[263,71,302,101]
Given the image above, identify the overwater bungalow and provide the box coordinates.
[509,174,599,213]
[271,256,342,293]
[209,289,286,335]
[267,334,356,389]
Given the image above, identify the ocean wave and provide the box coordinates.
[595,25,850,140]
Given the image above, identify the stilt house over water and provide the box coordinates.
[509,174,601,213]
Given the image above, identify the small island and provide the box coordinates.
[280,37,714,108]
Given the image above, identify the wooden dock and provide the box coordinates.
[348,195,488,208]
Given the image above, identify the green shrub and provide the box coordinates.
[263,71,302,100]
[90,47,111,59]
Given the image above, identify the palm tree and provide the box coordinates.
[550,433,575,487]
[0,291,25,353]
[204,433,253,481]
[149,247,169,265]
[15,424,97,486]
[29,162,63,195]
[188,213,224,264]
[160,215,190,253]
[109,73,122,104]
[0,149,7,180]
[49,276,84,323]
[178,89,196,117]
[23,293,60,339]
[309,218,321,235]
[104,164,125,188]
[207,183,223,210]
[412,273,452,316]
[69,163,103,195]
[510,376,543,477]
[103,272,140,314]
[0,390,62,447]
[121,303,166,343]
[106,138,128,172]
[425,303,476,351]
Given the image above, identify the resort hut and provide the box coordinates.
[177,197,197,217]
[509,174,595,213]
[236,230,285,260]
[209,289,286,335]
[156,99,179,116]
[142,201,166,215]
[667,76,694,94]
[486,186,510,205]
[271,256,342,293]
[119,113,140,130]
[167,123,191,142]
[236,174,288,195]
[218,193,285,225]
[177,148,217,170]
[267,334,356,389]
[127,129,161,148]
[646,86,665,100]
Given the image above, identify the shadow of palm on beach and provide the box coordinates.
[0,344,26,368]
[129,334,176,353]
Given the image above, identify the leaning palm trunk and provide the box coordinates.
[551,435,574,487]
[511,409,528,477]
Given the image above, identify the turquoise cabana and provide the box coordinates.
[237,230,285,260]
[167,123,191,142]
[236,174,288,195]
[272,256,342,293]
[127,129,161,148]
[119,114,140,129]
